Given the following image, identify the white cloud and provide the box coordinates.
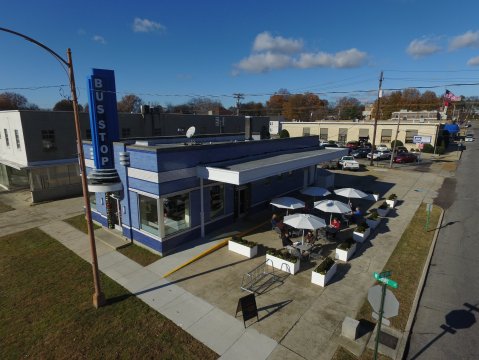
[295,49,367,68]
[92,35,106,44]
[252,32,303,54]
[467,55,479,66]
[234,52,292,73]
[449,30,479,50]
[132,17,165,33]
[406,38,441,58]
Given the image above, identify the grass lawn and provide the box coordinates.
[333,347,391,360]
[0,228,217,359]
[0,200,13,213]
[118,243,161,266]
[64,214,101,234]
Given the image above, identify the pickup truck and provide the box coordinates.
[338,156,360,171]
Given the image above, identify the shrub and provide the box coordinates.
[391,140,404,148]
[388,193,397,200]
[314,257,335,274]
[337,238,356,250]
[379,202,388,209]
[355,222,369,233]
[436,145,446,155]
[230,236,257,248]
[367,209,379,220]
[279,129,290,138]
[422,143,434,153]
[266,248,298,263]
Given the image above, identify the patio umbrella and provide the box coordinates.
[300,186,331,198]
[270,197,305,214]
[333,187,368,206]
[283,213,327,244]
[314,199,352,223]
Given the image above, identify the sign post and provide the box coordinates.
[371,272,399,360]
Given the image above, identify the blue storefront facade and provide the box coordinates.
[84,135,346,255]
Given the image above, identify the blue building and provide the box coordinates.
[84,135,346,255]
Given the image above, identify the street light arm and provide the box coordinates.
[0,27,68,67]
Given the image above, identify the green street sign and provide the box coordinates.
[374,272,398,289]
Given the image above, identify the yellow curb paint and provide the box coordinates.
[162,220,269,278]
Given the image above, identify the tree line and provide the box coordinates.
[1,89,477,121]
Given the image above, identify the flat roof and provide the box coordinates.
[197,148,348,185]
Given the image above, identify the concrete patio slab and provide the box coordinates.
[160,292,215,329]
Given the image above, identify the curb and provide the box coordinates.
[395,207,445,360]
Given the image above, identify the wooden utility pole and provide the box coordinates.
[369,71,384,166]
[233,93,244,116]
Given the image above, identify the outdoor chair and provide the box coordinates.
[285,246,302,259]
[309,244,323,261]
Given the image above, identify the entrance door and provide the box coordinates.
[234,185,250,218]
[107,193,121,230]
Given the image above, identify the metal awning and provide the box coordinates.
[196,148,348,185]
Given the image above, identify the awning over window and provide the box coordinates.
[197,148,348,185]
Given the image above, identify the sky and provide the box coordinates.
[2,0,479,110]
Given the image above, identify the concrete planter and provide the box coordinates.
[353,228,371,243]
[372,194,380,202]
[377,207,390,217]
[311,262,337,287]
[386,199,397,208]
[335,242,357,262]
[366,218,380,229]
[228,240,258,258]
[266,254,300,275]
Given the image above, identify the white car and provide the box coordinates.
[465,134,474,142]
[376,144,389,151]
[338,156,360,170]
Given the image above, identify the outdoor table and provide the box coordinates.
[294,243,313,258]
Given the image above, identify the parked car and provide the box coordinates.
[351,148,370,158]
[393,153,417,163]
[346,141,360,150]
[465,134,474,142]
[367,149,391,160]
[338,156,360,170]
[394,146,408,153]
[376,144,389,151]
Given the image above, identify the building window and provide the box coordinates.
[338,128,348,143]
[163,193,190,236]
[41,130,56,151]
[89,193,97,210]
[139,195,159,235]
[210,184,224,219]
[380,129,392,143]
[121,128,131,138]
[302,127,310,136]
[14,130,21,149]
[405,130,418,143]
[319,128,328,141]
[4,129,9,147]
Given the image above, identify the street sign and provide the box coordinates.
[378,270,392,278]
[374,272,398,289]
[413,135,432,144]
[368,285,400,319]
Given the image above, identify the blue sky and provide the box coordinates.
[2,0,479,109]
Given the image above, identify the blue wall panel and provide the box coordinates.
[131,228,162,253]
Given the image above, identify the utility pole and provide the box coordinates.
[389,116,401,168]
[369,71,384,166]
[233,93,244,116]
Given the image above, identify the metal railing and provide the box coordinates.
[240,259,283,294]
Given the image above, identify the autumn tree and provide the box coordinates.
[266,89,290,115]
[117,94,143,113]
[0,92,38,110]
[240,101,265,116]
[334,97,364,120]
[53,99,83,112]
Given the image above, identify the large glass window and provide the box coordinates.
[338,128,348,143]
[139,195,159,235]
[319,128,328,141]
[210,185,224,219]
[302,127,310,136]
[380,129,392,143]
[405,130,418,143]
[163,193,190,236]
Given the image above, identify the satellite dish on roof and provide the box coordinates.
[186,126,196,139]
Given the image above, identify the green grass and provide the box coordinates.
[118,243,161,266]
[0,200,14,213]
[332,347,391,360]
[357,203,442,330]
[64,214,101,234]
[0,228,217,359]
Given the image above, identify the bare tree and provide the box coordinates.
[117,94,143,113]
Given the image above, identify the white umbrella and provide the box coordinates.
[283,213,327,244]
[314,199,352,223]
[334,187,368,206]
[300,186,331,197]
[270,197,305,214]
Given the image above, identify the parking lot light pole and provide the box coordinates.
[0,27,105,308]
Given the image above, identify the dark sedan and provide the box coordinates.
[351,148,370,158]
[393,153,417,163]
